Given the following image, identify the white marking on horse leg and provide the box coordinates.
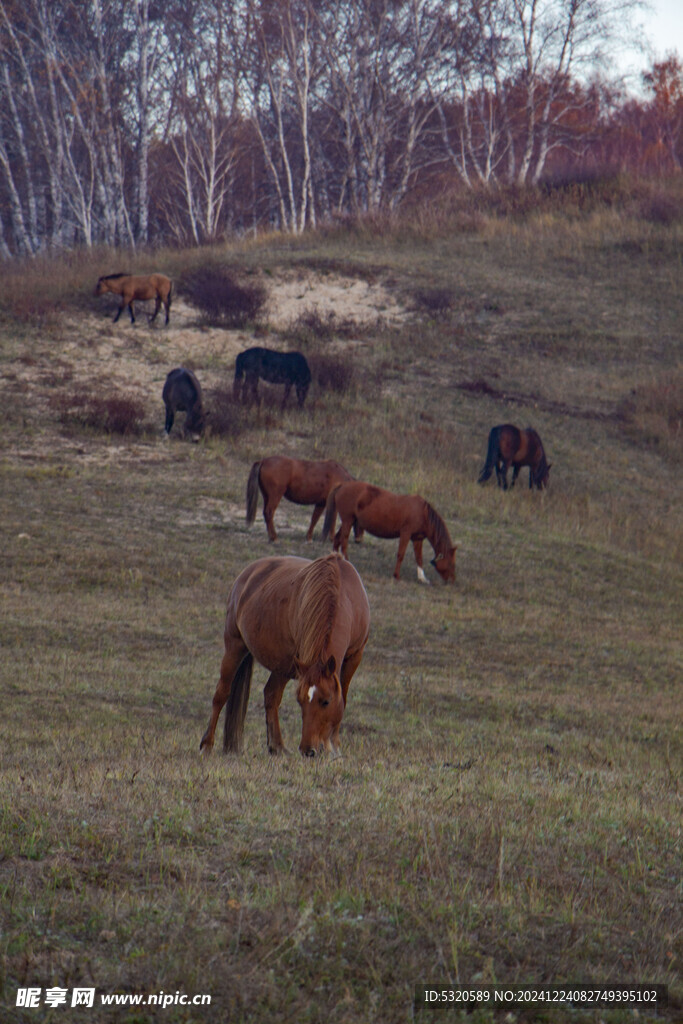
[307,685,317,702]
[417,566,430,585]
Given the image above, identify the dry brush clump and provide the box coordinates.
[307,353,356,394]
[203,386,253,438]
[50,387,147,436]
[180,265,269,328]
[281,306,362,349]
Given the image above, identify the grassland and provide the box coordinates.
[0,200,681,1023]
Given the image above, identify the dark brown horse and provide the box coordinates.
[162,367,206,439]
[478,424,551,490]
[95,273,172,325]
[200,553,370,758]
[322,481,457,584]
[246,455,356,542]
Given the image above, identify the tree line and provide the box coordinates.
[0,0,680,257]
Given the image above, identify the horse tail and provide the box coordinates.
[321,484,342,542]
[246,461,261,526]
[223,653,254,753]
[478,426,502,484]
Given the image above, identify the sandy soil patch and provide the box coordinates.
[2,270,406,467]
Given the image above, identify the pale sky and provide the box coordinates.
[621,0,683,82]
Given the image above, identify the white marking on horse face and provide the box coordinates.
[417,566,430,584]
[307,685,317,702]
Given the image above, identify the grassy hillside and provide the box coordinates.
[0,202,681,1023]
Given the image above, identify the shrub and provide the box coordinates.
[308,353,356,394]
[411,287,455,319]
[51,390,146,435]
[180,267,268,327]
[282,307,360,349]
[204,387,251,438]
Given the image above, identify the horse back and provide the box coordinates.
[498,424,523,460]
[228,556,310,674]
[283,457,353,504]
[163,367,201,409]
[337,481,426,537]
[228,554,367,671]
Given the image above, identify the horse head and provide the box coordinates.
[534,461,551,489]
[430,545,457,584]
[296,654,344,757]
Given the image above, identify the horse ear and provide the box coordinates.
[325,654,336,676]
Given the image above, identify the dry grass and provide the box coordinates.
[0,200,681,1023]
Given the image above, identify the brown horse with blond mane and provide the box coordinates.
[95,272,172,325]
[322,481,457,584]
[200,553,370,758]
[478,424,551,490]
[246,455,356,542]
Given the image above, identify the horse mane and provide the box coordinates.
[293,554,341,672]
[425,501,453,553]
[526,427,548,483]
[101,272,130,280]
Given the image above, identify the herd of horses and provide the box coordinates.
[96,270,551,758]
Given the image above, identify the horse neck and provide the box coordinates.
[293,557,340,668]
[424,502,452,556]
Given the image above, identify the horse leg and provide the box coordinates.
[264,672,289,754]
[164,405,174,435]
[328,647,366,754]
[113,302,124,324]
[306,503,325,542]
[500,461,510,490]
[336,516,353,559]
[392,531,412,581]
[494,458,504,488]
[150,296,161,323]
[247,374,259,406]
[262,492,283,542]
[199,639,249,753]
[412,539,430,585]
[281,382,293,410]
[510,465,520,489]
[353,523,364,543]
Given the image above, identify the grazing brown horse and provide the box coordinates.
[95,272,172,325]
[478,424,551,490]
[200,553,370,758]
[246,455,356,542]
[322,481,457,584]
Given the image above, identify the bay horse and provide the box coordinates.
[162,367,206,439]
[478,424,551,490]
[199,553,370,758]
[233,347,311,409]
[246,455,357,541]
[95,272,172,325]
[322,481,457,584]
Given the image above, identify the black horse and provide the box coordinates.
[233,347,311,409]
[162,367,206,438]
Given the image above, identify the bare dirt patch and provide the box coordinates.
[2,271,407,466]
